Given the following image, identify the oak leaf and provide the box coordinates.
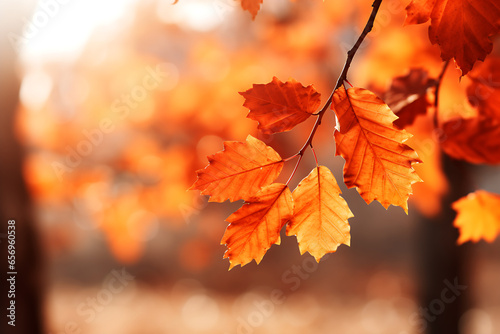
[405,0,500,75]
[383,69,435,129]
[221,183,293,269]
[452,190,500,244]
[287,166,353,261]
[240,77,321,134]
[440,116,500,164]
[332,86,422,213]
[241,0,263,19]
[190,135,284,202]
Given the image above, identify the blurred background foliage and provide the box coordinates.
[3,0,500,333]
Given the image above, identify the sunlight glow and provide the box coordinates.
[19,0,137,61]
[156,0,225,32]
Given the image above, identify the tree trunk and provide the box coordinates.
[418,154,473,334]
[0,1,44,333]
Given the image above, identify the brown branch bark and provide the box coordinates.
[286,0,383,184]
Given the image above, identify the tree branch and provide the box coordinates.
[433,60,450,128]
[286,0,383,181]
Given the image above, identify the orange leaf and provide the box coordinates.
[404,116,449,218]
[383,69,435,129]
[452,190,500,244]
[190,135,284,202]
[441,57,500,164]
[332,86,422,213]
[440,116,500,164]
[405,0,500,75]
[287,166,353,261]
[241,0,263,19]
[240,77,321,134]
[221,183,293,269]
[467,57,500,119]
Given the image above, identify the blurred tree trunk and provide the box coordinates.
[0,1,44,334]
[418,154,472,334]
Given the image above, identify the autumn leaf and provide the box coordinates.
[190,135,284,202]
[383,68,435,129]
[467,57,500,120]
[332,86,422,213]
[405,0,500,75]
[404,116,449,218]
[241,0,263,19]
[440,116,500,164]
[221,183,293,269]
[286,166,353,261]
[452,190,500,244]
[240,77,321,134]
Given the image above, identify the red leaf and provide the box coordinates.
[240,77,321,134]
[467,57,500,120]
[440,116,500,164]
[405,0,500,75]
[383,69,435,129]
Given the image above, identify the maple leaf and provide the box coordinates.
[241,0,263,19]
[405,0,500,75]
[221,183,293,269]
[452,190,500,244]
[286,166,353,261]
[467,57,500,120]
[383,69,435,129]
[332,86,422,213]
[440,116,500,164]
[240,77,321,134]
[190,135,284,202]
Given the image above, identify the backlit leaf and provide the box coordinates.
[452,190,500,244]
[405,0,500,75]
[332,86,422,213]
[190,135,284,202]
[221,183,293,269]
[287,166,353,261]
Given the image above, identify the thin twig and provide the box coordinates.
[311,146,319,167]
[433,60,450,128]
[284,0,383,183]
[286,154,303,185]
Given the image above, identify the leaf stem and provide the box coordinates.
[286,154,303,185]
[284,0,383,183]
[433,60,450,128]
[283,154,299,162]
[311,146,319,167]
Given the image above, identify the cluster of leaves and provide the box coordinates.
[192,0,500,269]
[191,76,422,268]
